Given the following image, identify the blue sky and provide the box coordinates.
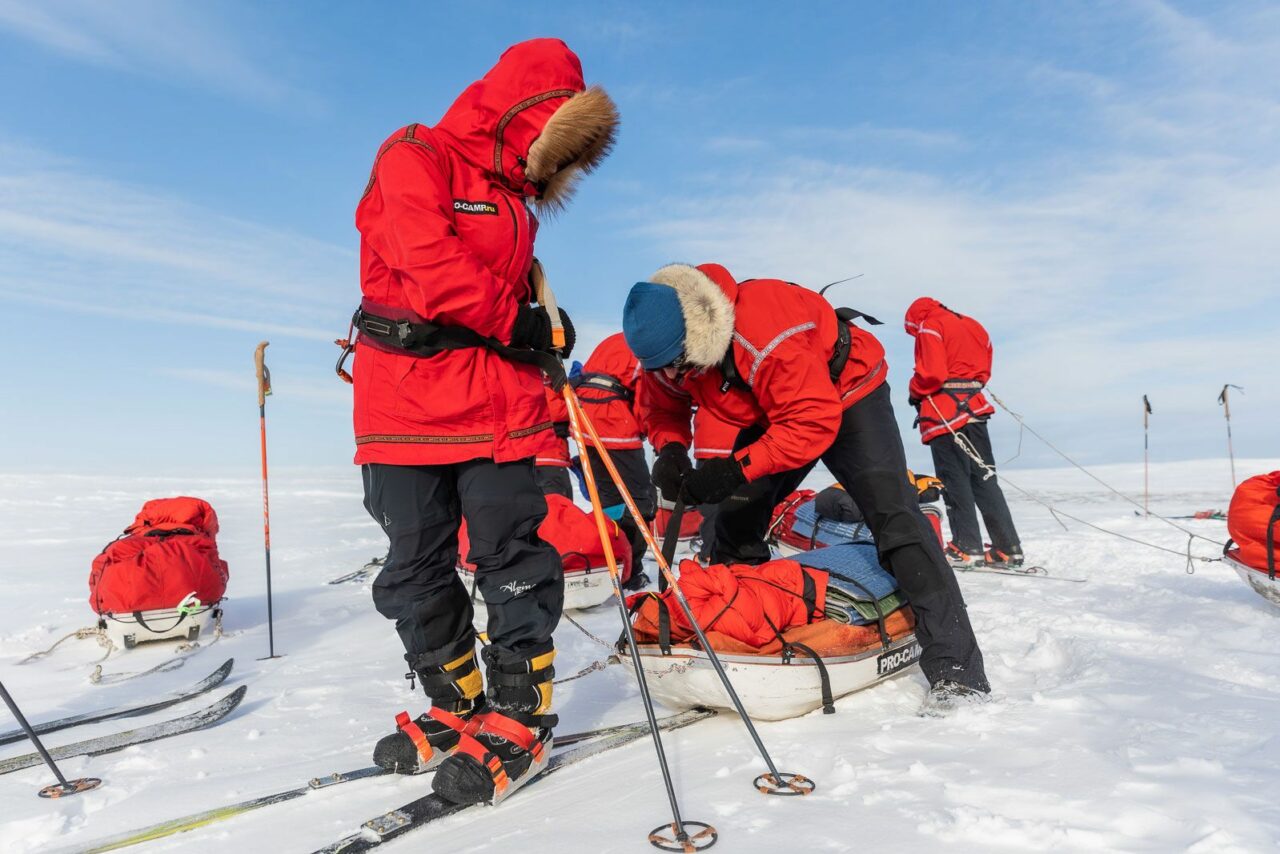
[0,0,1275,479]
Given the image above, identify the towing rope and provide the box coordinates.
[930,392,1224,574]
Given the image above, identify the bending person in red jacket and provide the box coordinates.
[352,39,617,804]
[905,298,1022,568]
[625,264,989,710]
[570,332,653,589]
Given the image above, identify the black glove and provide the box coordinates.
[680,456,746,506]
[650,443,692,500]
[552,421,570,439]
[510,305,576,360]
[908,394,922,409]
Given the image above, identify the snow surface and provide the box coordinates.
[2,458,1279,853]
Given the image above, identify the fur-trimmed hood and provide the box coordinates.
[647,263,737,368]
[435,38,618,212]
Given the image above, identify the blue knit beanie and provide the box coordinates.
[623,281,686,370]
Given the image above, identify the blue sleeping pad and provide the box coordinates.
[790,501,876,548]
[793,543,906,624]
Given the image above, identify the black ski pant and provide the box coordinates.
[534,464,573,500]
[362,460,563,667]
[928,420,1021,555]
[710,382,989,691]
[583,446,655,577]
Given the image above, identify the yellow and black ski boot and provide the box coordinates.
[372,644,484,775]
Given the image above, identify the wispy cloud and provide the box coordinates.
[0,143,352,341]
[0,0,315,108]
[631,0,1280,460]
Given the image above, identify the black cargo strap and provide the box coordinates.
[825,570,892,649]
[719,306,870,393]
[349,306,567,389]
[659,496,687,594]
[1269,490,1280,580]
[571,372,633,404]
[782,641,836,715]
[129,610,190,633]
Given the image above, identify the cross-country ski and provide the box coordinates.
[0,659,234,747]
[0,687,246,776]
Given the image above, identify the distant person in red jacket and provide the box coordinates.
[571,332,652,589]
[534,380,574,500]
[625,264,989,711]
[905,298,1022,569]
[352,39,617,803]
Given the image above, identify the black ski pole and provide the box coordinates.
[563,388,717,852]
[0,679,102,798]
[567,394,815,799]
[255,342,282,660]
[657,495,686,593]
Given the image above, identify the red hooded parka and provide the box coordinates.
[352,39,615,465]
[904,297,996,444]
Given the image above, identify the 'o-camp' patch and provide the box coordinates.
[453,199,499,216]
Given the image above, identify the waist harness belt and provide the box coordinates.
[916,378,987,432]
[335,299,566,389]
[571,372,633,404]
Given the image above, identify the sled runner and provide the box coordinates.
[1224,472,1280,610]
[623,546,918,720]
[458,494,632,611]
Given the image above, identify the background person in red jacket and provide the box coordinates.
[625,263,990,710]
[534,380,574,500]
[905,298,1023,569]
[352,39,617,804]
[570,332,652,589]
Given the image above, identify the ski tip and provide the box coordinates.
[219,685,249,714]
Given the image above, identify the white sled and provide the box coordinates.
[1225,550,1280,610]
[458,566,616,612]
[100,605,217,650]
[621,633,922,721]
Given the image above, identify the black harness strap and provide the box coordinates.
[719,306,867,394]
[571,372,634,404]
[917,378,987,432]
[352,306,567,389]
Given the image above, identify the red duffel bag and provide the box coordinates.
[1228,472,1280,573]
[90,497,230,615]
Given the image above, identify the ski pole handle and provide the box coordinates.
[255,342,271,408]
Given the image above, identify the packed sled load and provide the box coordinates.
[623,544,919,720]
[89,497,229,648]
[1225,471,1280,608]
[458,493,632,610]
[770,474,944,555]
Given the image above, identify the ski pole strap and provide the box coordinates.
[783,641,835,715]
[351,300,567,389]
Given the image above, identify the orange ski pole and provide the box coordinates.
[564,389,814,797]
[255,342,282,660]
[562,386,715,851]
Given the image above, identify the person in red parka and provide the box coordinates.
[905,298,1022,568]
[625,263,989,711]
[534,380,574,500]
[570,332,652,588]
[352,38,617,805]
